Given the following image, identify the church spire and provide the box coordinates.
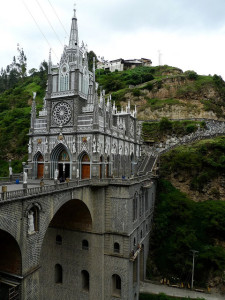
[48,49,52,74]
[69,7,79,49]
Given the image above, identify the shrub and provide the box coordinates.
[159,117,172,131]
[132,88,141,97]
[185,70,198,80]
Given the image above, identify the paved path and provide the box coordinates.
[140,281,224,300]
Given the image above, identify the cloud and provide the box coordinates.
[0,0,225,79]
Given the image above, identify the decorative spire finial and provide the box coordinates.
[73,3,76,18]
[69,3,79,48]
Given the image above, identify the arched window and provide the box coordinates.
[106,156,110,178]
[82,240,89,250]
[56,235,62,245]
[140,230,143,239]
[59,150,70,162]
[81,270,89,291]
[112,274,121,297]
[55,264,63,283]
[114,242,120,253]
[133,193,138,221]
[133,237,136,247]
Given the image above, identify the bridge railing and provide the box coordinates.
[0,174,153,202]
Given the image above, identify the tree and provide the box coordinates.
[87,50,98,72]
[16,45,27,79]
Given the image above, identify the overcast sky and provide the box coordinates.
[1,0,225,78]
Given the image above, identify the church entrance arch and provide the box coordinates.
[80,153,90,179]
[0,230,22,299]
[33,152,44,179]
[50,144,71,180]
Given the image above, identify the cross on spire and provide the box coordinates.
[73,3,77,18]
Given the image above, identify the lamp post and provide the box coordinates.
[190,250,199,290]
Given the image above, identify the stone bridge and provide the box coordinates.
[0,174,156,300]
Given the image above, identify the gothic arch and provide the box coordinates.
[78,151,91,179]
[33,151,44,179]
[50,143,72,179]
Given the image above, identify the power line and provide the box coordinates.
[35,0,64,48]
[22,0,59,61]
[47,0,69,38]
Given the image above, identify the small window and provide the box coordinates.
[133,237,136,247]
[112,274,121,297]
[55,264,63,283]
[81,270,89,291]
[114,242,120,253]
[82,240,89,250]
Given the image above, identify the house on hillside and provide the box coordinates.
[97,58,152,72]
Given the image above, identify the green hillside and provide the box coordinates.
[1,54,225,292]
[148,179,225,290]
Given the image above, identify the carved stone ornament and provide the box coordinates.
[58,133,64,141]
[37,139,42,144]
[53,102,72,126]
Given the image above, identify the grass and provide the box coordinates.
[142,119,206,142]
[146,98,181,111]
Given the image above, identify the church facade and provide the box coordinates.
[28,10,141,182]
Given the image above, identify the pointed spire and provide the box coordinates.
[93,57,96,82]
[48,49,52,74]
[127,100,131,113]
[69,7,79,49]
[113,101,116,114]
[30,92,37,130]
[107,96,110,110]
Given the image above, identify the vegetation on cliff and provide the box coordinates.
[96,66,225,120]
[148,180,225,290]
[160,136,225,195]
[142,118,206,142]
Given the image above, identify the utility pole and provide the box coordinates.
[158,50,162,66]
[190,250,199,290]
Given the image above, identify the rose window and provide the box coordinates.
[53,102,72,126]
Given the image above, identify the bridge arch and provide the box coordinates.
[49,199,92,231]
[0,229,22,276]
[50,143,72,179]
[39,198,93,298]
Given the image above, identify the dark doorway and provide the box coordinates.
[58,163,70,180]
